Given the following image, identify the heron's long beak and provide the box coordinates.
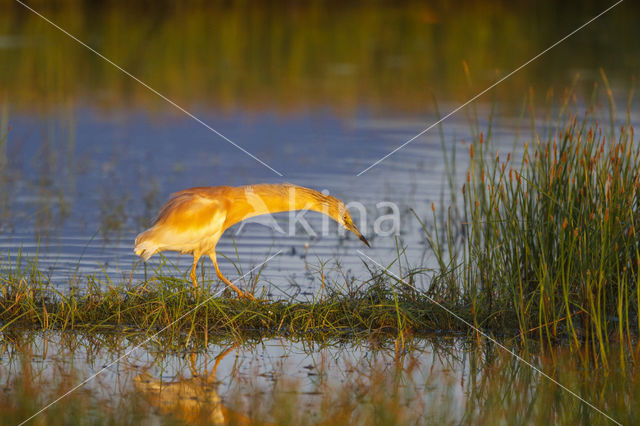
[348,224,370,247]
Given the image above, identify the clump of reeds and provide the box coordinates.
[424,100,640,363]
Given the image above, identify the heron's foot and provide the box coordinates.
[242,293,270,303]
[238,291,257,301]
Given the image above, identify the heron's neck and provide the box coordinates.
[224,184,334,228]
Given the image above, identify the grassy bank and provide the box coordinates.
[0,259,469,341]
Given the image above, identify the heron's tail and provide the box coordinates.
[134,229,159,261]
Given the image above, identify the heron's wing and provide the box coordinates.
[154,192,224,227]
[148,192,227,252]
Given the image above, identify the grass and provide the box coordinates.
[423,80,640,364]
[0,251,467,342]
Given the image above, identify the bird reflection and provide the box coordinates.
[134,346,258,425]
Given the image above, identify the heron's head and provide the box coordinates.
[333,200,370,248]
[288,184,370,247]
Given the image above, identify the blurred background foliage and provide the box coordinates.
[1,0,637,115]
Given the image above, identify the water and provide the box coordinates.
[1,330,636,424]
[1,108,453,292]
[2,331,468,423]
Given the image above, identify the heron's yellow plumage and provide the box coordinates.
[134,183,369,299]
[135,191,226,259]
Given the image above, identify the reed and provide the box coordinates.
[422,83,640,362]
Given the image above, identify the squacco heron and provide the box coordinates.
[134,183,369,300]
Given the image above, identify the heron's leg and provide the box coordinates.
[190,254,201,288]
[206,345,236,381]
[189,352,198,376]
[209,252,256,300]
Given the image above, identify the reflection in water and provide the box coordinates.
[1,331,638,424]
[134,347,257,425]
[0,103,9,229]
[2,1,638,112]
